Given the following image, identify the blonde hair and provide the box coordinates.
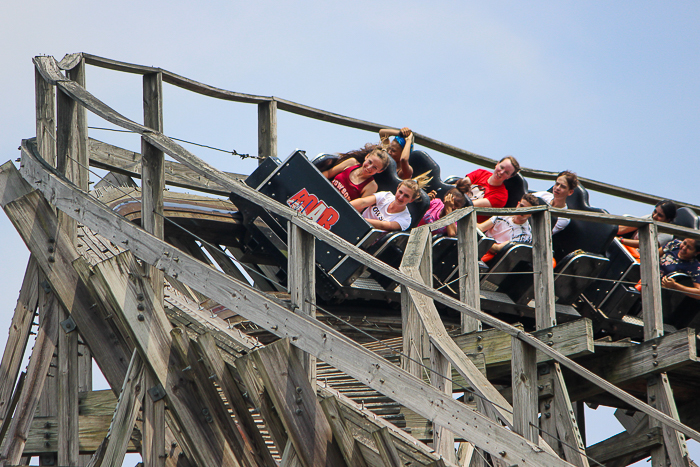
[398,171,432,200]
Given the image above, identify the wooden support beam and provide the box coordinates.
[0,258,39,425]
[234,355,288,455]
[400,228,431,378]
[89,251,246,467]
[258,100,277,162]
[452,319,594,379]
[249,339,346,467]
[289,223,316,383]
[0,286,59,466]
[565,329,697,401]
[58,304,80,466]
[196,334,277,467]
[550,363,588,466]
[319,397,369,467]
[142,70,166,467]
[170,327,256,467]
[511,337,538,444]
[372,427,403,467]
[88,139,245,196]
[639,223,691,467]
[586,426,662,466]
[457,212,481,333]
[88,350,144,467]
[0,373,25,447]
[531,210,556,330]
[0,168,189,467]
[531,210,587,465]
[401,228,455,462]
[35,68,56,166]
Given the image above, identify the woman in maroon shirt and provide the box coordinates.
[322,148,390,201]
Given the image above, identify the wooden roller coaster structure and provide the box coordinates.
[0,53,699,467]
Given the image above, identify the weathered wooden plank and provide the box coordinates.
[89,251,245,467]
[35,67,56,166]
[0,257,39,424]
[319,397,369,467]
[58,305,80,466]
[371,427,403,467]
[511,338,538,444]
[141,70,167,467]
[647,373,691,467]
[250,339,346,467]
[430,344,455,463]
[195,334,277,467]
[551,363,588,467]
[320,385,460,467]
[88,139,245,195]
[234,355,288,454]
[93,350,144,467]
[170,327,255,467]
[457,212,481,333]
[640,224,664,341]
[531,210,556,330]
[0,287,59,465]
[400,228,431,378]
[289,224,316,382]
[258,100,277,162]
[9,415,140,456]
[452,319,594,378]
[586,426,662,466]
[15,140,699,451]
[0,373,25,447]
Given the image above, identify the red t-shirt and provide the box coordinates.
[466,169,508,223]
[332,165,373,201]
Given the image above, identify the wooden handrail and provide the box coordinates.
[62,53,697,213]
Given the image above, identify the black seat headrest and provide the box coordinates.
[311,153,341,172]
[673,207,700,230]
[551,184,618,261]
[503,174,529,208]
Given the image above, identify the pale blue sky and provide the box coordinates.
[1,1,698,465]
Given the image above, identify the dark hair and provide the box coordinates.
[499,156,521,176]
[520,192,540,206]
[446,187,467,208]
[455,178,472,194]
[557,170,579,190]
[655,200,677,222]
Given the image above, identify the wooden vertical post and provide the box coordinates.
[401,229,431,377]
[288,223,316,384]
[531,210,556,330]
[530,209,589,466]
[639,223,690,467]
[457,212,481,333]
[258,100,277,164]
[53,59,89,466]
[511,337,538,444]
[141,71,166,467]
[35,68,56,166]
[639,224,663,341]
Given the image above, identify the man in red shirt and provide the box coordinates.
[462,156,520,223]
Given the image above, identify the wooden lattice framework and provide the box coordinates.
[0,53,699,467]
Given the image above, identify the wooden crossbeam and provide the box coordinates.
[0,257,39,425]
[248,339,346,467]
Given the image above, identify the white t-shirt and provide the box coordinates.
[361,191,412,231]
[534,191,570,234]
[484,216,532,244]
